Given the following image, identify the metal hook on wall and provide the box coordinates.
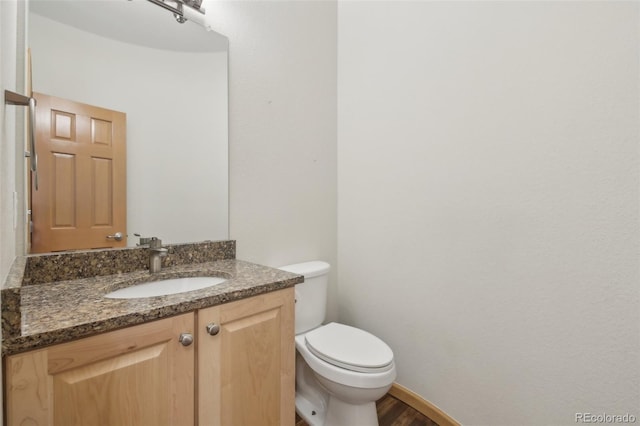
[5,90,38,190]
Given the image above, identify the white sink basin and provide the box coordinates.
[104,276,227,299]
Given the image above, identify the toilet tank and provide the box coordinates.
[279,261,330,335]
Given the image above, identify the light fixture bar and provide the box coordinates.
[145,0,205,19]
[146,0,182,16]
[145,0,211,30]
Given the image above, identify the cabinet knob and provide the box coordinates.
[206,323,220,336]
[178,333,194,346]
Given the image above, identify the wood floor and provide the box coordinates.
[295,393,439,426]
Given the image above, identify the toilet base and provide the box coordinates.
[296,392,379,426]
[296,393,326,426]
[324,397,378,426]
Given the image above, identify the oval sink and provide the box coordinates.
[105,276,227,299]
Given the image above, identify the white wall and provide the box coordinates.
[0,1,27,283]
[0,4,11,424]
[0,1,27,422]
[338,2,639,424]
[212,1,338,320]
[29,14,228,246]
[0,0,17,285]
[1,0,27,282]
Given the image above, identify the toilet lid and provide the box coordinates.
[304,322,394,373]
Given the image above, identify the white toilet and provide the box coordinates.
[279,261,396,426]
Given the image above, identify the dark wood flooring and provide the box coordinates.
[295,393,439,426]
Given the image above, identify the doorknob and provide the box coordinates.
[106,232,123,241]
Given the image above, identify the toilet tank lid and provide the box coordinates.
[279,261,330,278]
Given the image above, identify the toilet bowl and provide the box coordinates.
[295,323,396,426]
[279,261,396,426]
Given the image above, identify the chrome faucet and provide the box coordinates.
[148,237,168,273]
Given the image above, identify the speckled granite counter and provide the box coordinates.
[1,241,303,356]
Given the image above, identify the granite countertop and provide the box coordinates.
[2,259,303,356]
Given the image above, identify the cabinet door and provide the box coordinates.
[5,313,195,426]
[198,288,295,426]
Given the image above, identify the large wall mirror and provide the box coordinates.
[26,0,228,253]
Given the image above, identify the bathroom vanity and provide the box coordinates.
[1,241,301,426]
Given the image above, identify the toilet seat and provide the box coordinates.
[304,322,394,373]
[295,333,396,389]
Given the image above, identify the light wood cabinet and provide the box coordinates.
[4,288,295,426]
[198,288,295,426]
[5,313,195,426]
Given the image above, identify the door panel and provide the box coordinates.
[51,152,76,227]
[31,93,126,252]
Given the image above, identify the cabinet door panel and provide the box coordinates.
[6,313,195,426]
[5,349,49,425]
[198,288,295,426]
[221,307,282,425]
[52,344,169,426]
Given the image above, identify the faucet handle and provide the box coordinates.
[133,233,152,246]
[134,233,159,247]
[149,237,163,249]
